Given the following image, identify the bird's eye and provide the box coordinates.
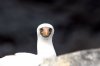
[49,28,52,32]
[40,28,43,32]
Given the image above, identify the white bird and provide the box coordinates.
[37,23,56,58]
[0,23,56,66]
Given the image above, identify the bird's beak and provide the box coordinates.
[41,27,51,37]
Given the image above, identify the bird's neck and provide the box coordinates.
[37,37,56,59]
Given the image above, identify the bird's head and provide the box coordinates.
[37,23,54,39]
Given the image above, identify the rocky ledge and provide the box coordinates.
[40,48,100,66]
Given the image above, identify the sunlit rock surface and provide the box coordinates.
[40,48,100,66]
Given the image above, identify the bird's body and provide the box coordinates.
[37,39,56,58]
[37,23,56,59]
[0,23,56,66]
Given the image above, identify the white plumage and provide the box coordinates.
[0,23,56,66]
[0,53,41,66]
[37,23,56,58]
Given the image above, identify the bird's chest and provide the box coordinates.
[38,44,56,58]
